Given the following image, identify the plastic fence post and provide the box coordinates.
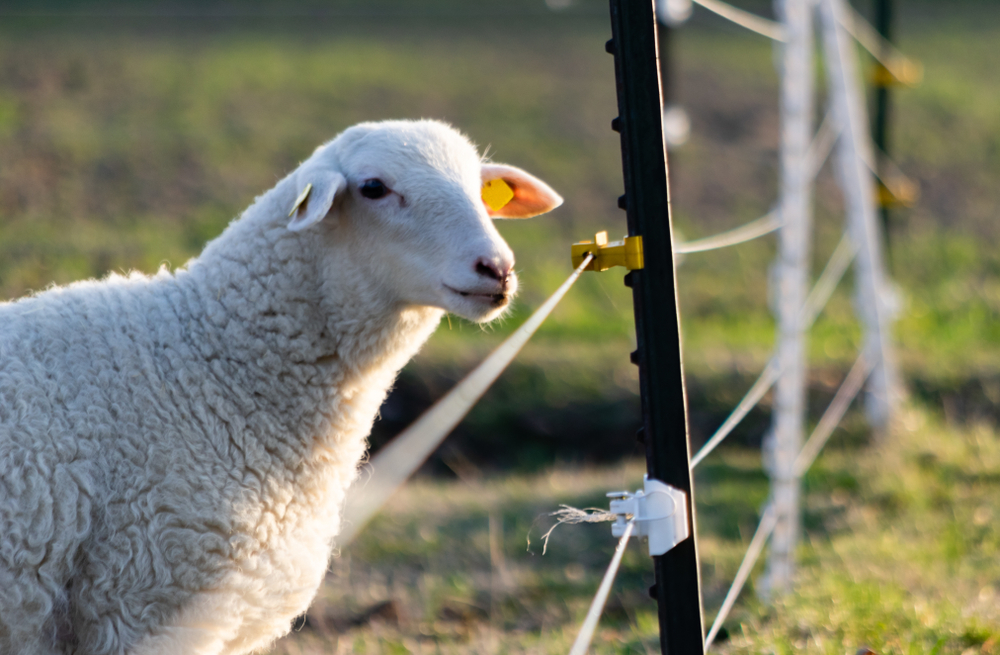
[606,0,705,652]
[761,0,815,599]
[819,0,899,431]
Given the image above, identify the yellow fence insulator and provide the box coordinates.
[571,231,644,272]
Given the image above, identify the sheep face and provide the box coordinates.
[287,120,562,323]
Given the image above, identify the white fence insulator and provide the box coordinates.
[607,477,689,556]
[337,254,595,546]
[568,520,635,655]
[704,503,778,650]
[657,0,693,27]
[675,211,782,254]
[692,0,787,41]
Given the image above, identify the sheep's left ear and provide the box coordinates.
[287,168,348,231]
[480,163,563,219]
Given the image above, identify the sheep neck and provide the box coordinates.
[177,182,444,486]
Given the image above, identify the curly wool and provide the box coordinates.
[0,197,443,654]
[0,119,563,655]
[0,145,455,655]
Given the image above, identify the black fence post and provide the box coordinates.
[606,0,705,653]
[658,19,676,110]
[873,0,894,265]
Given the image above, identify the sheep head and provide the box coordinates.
[287,120,562,323]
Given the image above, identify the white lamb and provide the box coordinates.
[0,119,562,655]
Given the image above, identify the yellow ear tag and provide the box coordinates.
[481,178,515,212]
[288,183,313,218]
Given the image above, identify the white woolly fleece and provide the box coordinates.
[0,119,562,655]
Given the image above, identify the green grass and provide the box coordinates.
[719,408,1000,655]
[267,404,1000,654]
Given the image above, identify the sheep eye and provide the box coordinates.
[359,179,389,200]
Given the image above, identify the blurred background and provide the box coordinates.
[1,0,998,652]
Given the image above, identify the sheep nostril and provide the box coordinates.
[475,260,503,282]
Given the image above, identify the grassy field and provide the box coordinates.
[266,404,999,654]
[1,1,998,652]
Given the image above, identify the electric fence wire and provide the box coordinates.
[688,3,915,647]
[805,111,840,180]
[857,133,918,206]
[703,350,871,649]
[672,110,850,470]
[794,349,875,477]
[800,233,857,328]
[703,503,777,649]
[690,0,920,77]
[691,230,857,468]
[839,4,922,85]
[673,109,841,259]
[691,0,786,41]
[702,348,873,650]
[691,357,781,468]
[568,520,636,655]
[675,211,782,254]
[337,253,595,546]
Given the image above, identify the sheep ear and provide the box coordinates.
[480,164,563,219]
[287,169,347,231]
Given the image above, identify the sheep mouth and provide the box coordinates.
[444,285,509,307]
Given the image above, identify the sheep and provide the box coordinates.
[0,119,563,655]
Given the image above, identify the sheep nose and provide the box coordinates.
[475,258,511,283]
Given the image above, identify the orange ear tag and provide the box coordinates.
[481,178,515,212]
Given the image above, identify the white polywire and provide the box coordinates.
[704,353,871,649]
[691,357,781,468]
[793,350,874,477]
[840,4,920,85]
[799,233,857,329]
[675,211,782,254]
[704,354,871,649]
[805,111,840,181]
[858,140,917,205]
[568,520,635,655]
[873,146,913,189]
[703,504,777,650]
[700,258,872,646]
[680,121,859,470]
[338,254,595,546]
[692,0,786,41]
[692,232,857,469]
[701,257,873,648]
